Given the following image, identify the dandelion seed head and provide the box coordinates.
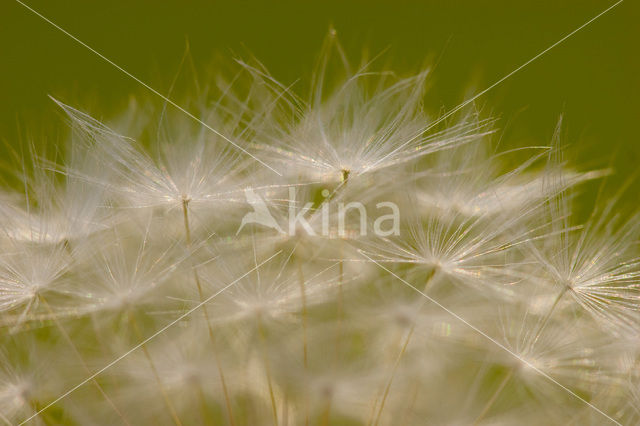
[2,39,636,426]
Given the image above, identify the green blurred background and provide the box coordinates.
[1,0,638,183]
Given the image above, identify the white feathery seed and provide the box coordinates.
[0,41,636,426]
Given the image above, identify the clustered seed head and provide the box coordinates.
[1,42,639,425]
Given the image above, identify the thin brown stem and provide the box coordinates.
[399,380,420,426]
[321,397,332,426]
[297,263,308,368]
[128,312,183,426]
[181,198,236,426]
[372,327,414,426]
[336,169,348,351]
[473,369,514,425]
[297,262,310,426]
[257,315,278,426]
[532,286,569,346]
[334,256,344,364]
[370,268,437,426]
[281,394,289,426]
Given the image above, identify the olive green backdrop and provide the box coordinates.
[1,1,638,184]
